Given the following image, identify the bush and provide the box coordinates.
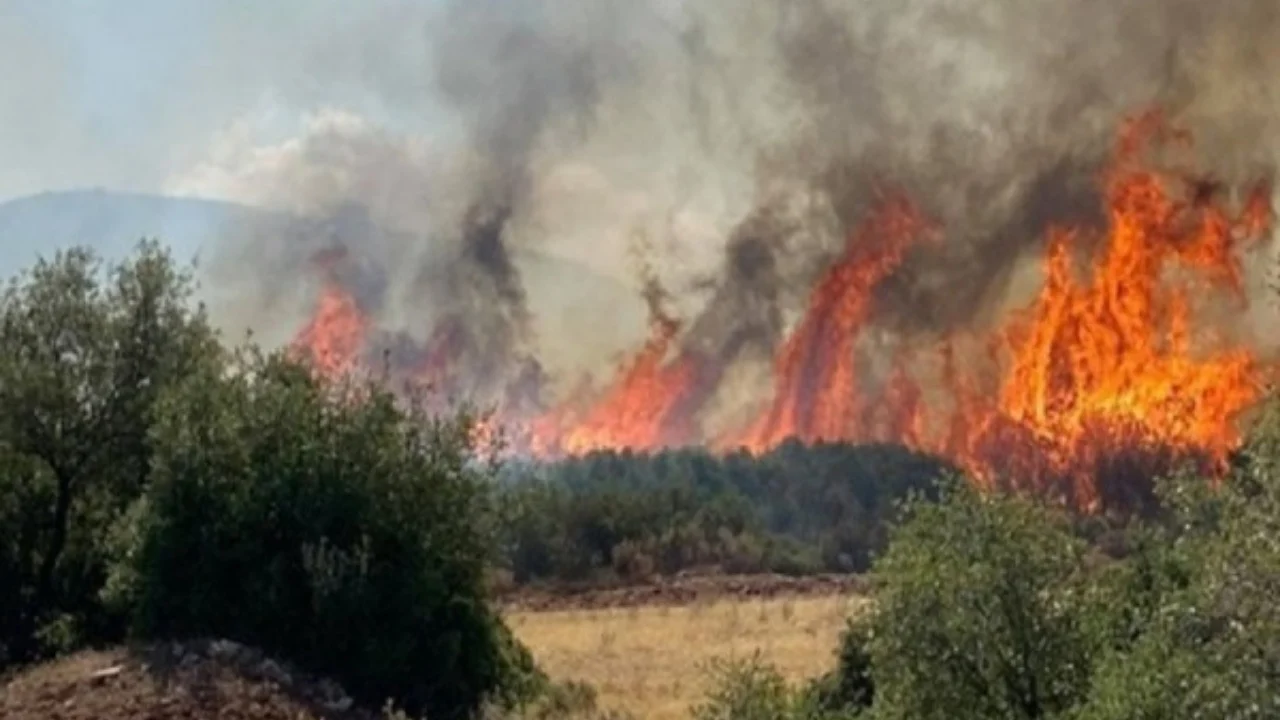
[1068,404,1280,719]
[843,404,1280,719]
[693,653,861,720]
[691,655,800,720]
[863,476,1093,720]
[804,617,874,715]
[108,351,533,719]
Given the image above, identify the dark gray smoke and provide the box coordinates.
[189,0,1280,406]
[749,0,1280,337]
[684,206,792,363]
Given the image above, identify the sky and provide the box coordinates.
[0,0,457,203]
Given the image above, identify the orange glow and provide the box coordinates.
[527,310,703,457]
[935,113,1272,507]
[288,112,1276,511]
[290,276,368,378]
[727,192,938,451]
[710,112,1273,508]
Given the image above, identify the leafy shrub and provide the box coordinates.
[108,351,532,719]
[847,404,1280,719]
[692,654,800,720]
[496,442,951,586]
[1068,404,1280,719]
[864,476,1093,720]
[693,653,861,720]
[804,617,874,715]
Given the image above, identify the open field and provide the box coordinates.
[506,593,868,720]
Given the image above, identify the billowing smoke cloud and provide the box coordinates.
[756,0,1280,335]
[173,0,1280,407]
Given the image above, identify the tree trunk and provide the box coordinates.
[33,470,74,622]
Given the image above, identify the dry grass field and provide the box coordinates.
[506,594,868,720]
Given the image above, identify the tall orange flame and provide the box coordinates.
[290,277,368,378]
[528,311,703,456]
[936,113,1273,507]
[730,193,938,451]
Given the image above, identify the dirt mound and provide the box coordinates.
[500,572,868,612]
[1,640,376,720]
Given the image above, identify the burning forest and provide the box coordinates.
[290,111,1276,512]
[181,0,1280,515]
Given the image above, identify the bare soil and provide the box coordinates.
[498,571,868,612]
[0,640,375,720]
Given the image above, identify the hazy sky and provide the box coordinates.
[0,0,459,202]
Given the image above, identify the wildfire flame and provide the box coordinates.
[526,300,704,457]
[932,112,1273,508]
[729,192,939,451]
[289,112,1276,511]
[290,251,369,378]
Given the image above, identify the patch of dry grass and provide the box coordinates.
[506,594,867,720]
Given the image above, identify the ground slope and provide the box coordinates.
[1,640,373,720]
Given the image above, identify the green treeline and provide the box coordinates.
[495,442,951,584]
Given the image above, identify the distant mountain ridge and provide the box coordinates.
[0,189,635,293]
[0,189,290,273]
[0,189,649,362]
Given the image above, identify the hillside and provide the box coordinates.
[0,190,648,354]
[0,190,267,274]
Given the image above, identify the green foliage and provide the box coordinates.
[0,241,216,666]
[1068,402,1280,719]
[804,617,874,715]
[692,654,803,720]
[108,350,530,719]
[9,239,1280,720]
[846,405,1280,719]
[693,653,862,720]
[864,477,1093,720]
[498,441,952,585]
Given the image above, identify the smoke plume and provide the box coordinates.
[177,0,1280,409]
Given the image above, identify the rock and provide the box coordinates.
[325,696,355,712]
[88,666,124,682]
[256,659,291,686]
[209,640,243,660]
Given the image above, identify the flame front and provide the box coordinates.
[935,114,1273,507]
[288,113,1276,510]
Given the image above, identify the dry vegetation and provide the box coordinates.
[506,594,867,720]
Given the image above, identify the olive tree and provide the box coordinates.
[110,350,539,719]
[0,241,216,665]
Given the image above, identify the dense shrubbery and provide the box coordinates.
[496,442,952,585]
[0,244,539,719]
[107,354,536,718]
[0,242,958,719]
